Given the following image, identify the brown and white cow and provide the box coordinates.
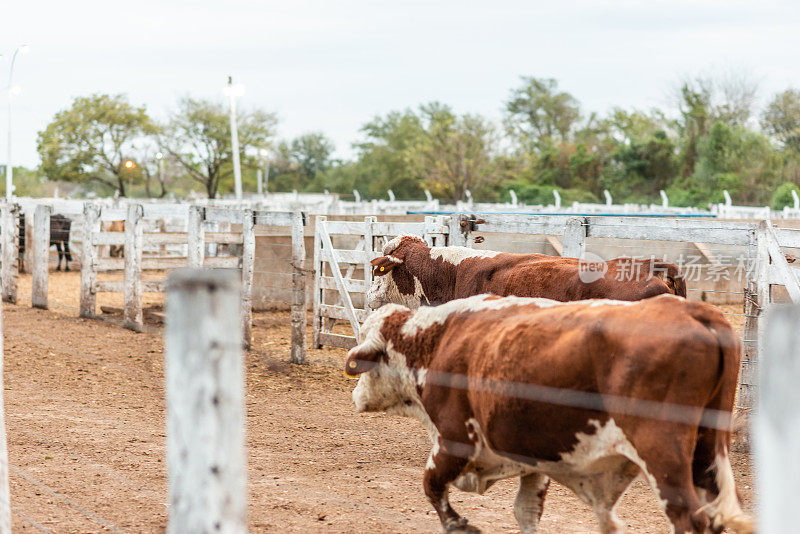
[366,234,686,309]
[345,294,753,534]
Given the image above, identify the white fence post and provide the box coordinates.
[124,204,143,332]
[187,206,205,268]
[1,204,19,304]
[562,217,587,259]
[757,304,800,533]
[80,204,100,318]
[740,227,759,411]
[0,293,10,532]
[165,269,247,534]
[241,210,255,350]
[290,211,307,364]
[311,216,324,349]
[448,214,470,247]
[32,204,51,309]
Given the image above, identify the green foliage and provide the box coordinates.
[162,97,277,198]
[37,94,157,197]
[270,132,335,192]
[762,89,800,153]
[771,182,800,210]
[505,77,580,148]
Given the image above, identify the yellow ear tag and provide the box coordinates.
[380,266,385,272]
[349,360,357,368]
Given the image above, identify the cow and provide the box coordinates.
[345,294,753,534]
[366,234,686,310]
[18,213,73,271]
[103,220,125,258]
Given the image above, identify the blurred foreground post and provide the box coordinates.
[31,204,51,309]
[757,304,800,532]
[165,269,246,534]
[0,283,11,531]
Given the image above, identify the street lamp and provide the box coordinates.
[5,44,29,200]
[222,76,245,201]
[258,147,270,196]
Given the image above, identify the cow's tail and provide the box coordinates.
[692,307,755,534]
[656,261,686,297]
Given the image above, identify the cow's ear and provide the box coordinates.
[344,342,384,377]
[371,256,399,277]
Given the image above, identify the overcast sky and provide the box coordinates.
[3,0,800,168]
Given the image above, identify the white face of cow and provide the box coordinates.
[366,273,426,310]
[347,305,425,417]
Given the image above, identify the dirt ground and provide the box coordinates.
[4,271,755,533]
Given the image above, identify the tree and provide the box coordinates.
[37,94,156,197]
[162,97,277,198]
[269,133,335,192]
[762,89,800,152]
[410,103,500,202]
[505,77,580,148]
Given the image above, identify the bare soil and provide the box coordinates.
[5,271,755,533]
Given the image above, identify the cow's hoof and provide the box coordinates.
[56,267,61,272]
[64,267,70,272]
[444,518,480,533]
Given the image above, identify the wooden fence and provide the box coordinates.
[311,215,449,349]
[17,202,308,360]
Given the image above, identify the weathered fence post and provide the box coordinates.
[187,206,205,268]
[1,204,19,304]
[32,204,52,309]
[757,304,800,533]
[448,213,470,247]
[241,210,255,350]
[290,210,307,364]
[124,204,143,332]
[22,205,34,275]
[311,215,325,349]
[165,269,247,534]
[740,226,759,412]
[80,203,100,318]
[0,294,11,532]
[562,217,587,259]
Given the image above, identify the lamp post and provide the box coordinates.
[258,148,270,196]
[223,76,245,201]
[5,44,28,200]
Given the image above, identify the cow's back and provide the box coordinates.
[453,255,680,302]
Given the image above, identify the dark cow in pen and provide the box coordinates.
[18,213,73,271]
[345,294,753,534]
[367,234,685,309]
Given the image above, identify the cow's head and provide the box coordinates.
[345,303,423,415]
[366,234,428,310]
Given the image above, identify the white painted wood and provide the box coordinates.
[165,269,247,534]
[562,217,587,258]
[254,212,294,227]
[448,214,469,247]
[124,204,144,332]
[312,216,324,349]
[318,221,361,336]
[32,204,51,309]
[764,223,800,303]
[96,280,166,293]
[290,211,307,364]
[187,206,205,268]
[0,292,11,533]
[751,221,771,411]
[757,304,800,533]
[0,205,18,304]
[585,216,753,245]
[22,205,34,274]
[241,210,255,350]
[80,204,100,318]
[203,207,244,225]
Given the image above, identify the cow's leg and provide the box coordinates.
[623,432,710,534]
[63,242,72,271]
[55,242,63,271]
[513,473,549,534]
[423,444,477,533]
[692,430,754,534]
